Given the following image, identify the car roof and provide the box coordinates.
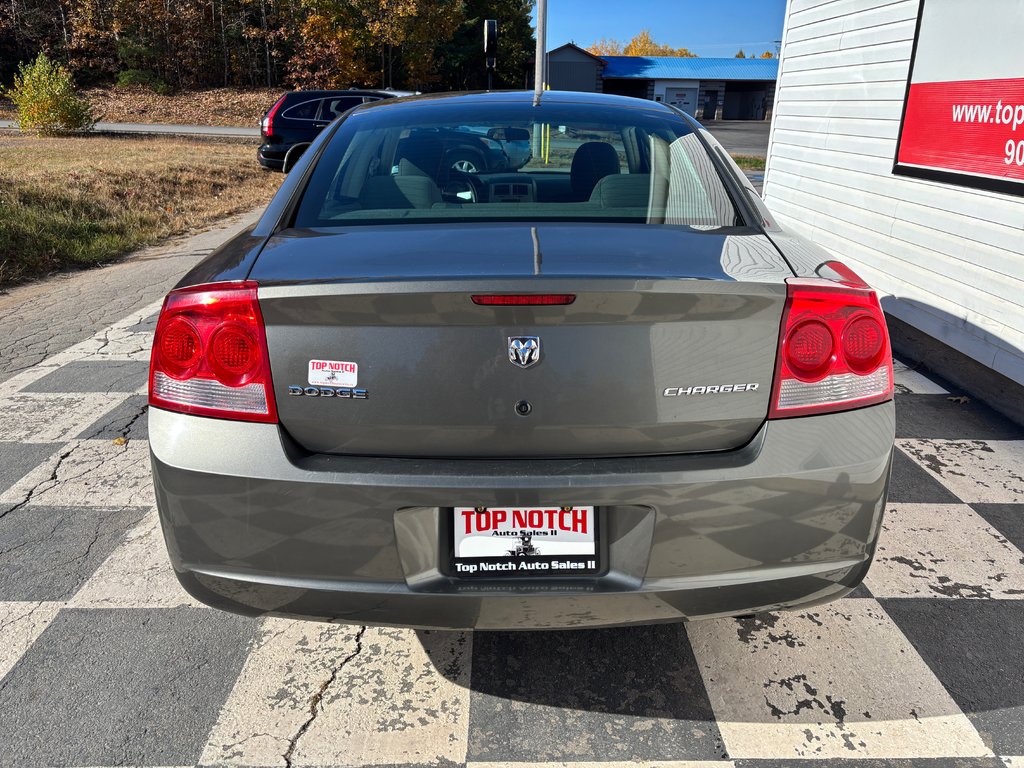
[351,89,680,114]
[282,89,409,101]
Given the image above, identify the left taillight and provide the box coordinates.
[769,275,893,419]
[261,95,285,138]
[148,281,278,423]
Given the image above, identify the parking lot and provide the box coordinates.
[0,215,1021,767]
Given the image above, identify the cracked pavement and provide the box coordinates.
[0,210,260,385]
[0,217,1023,767]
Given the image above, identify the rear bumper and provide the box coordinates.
[257,143,286,170]
[150,403,894,629]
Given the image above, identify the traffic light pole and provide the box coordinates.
[484,19,497,91]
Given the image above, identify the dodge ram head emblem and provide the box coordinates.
[508,336,541,368]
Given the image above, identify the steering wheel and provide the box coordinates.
[443,170,484,204]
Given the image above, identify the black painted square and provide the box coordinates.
[76,394,149,441]
[882,598,1024,755]
[22,360,150,393]
[895,394,1024,441]
[734,758,1006,768]
[0,442,61,495]
[970,503,1024,555]
[0,607,257,767]
[0,505,148,601]
[467,624,725,761]
[888,447,961,504]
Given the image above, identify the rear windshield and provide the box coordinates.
[294,101,741,229]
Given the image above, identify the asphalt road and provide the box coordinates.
[0,119,259,138]
[1,118,771,155]
[1,213,1023,767]
[703,120,771,157]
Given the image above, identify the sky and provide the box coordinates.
[541,0,787,58]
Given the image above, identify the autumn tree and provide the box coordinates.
[734,48,746,58]
[287,10,369,88]
[588,30,696,58]
[586,37,622,55]
[0,0,534,91]
[352,0,464,89]
[760,51,774,58]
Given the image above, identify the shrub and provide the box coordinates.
[3,54,95,135]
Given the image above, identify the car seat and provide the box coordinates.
[395,135,446,181]
[570,142,620,201]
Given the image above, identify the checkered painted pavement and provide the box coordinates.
[1,298,1023,768]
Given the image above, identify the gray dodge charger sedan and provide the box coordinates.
[149,91,895,629]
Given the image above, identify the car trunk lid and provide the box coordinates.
[252,223,792,458]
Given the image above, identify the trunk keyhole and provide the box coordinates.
[515,400,532,416]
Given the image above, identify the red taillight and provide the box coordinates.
[785,320,833,378]
[842,316,885,371]
[769,273,893,419]
[148,281,278,423]
[471,294,576,306]
[261,95,285,137]
[158,318,202,378]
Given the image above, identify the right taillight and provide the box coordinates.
[261,95,285,137]
[769,275,893,419]
[148,281,277,423]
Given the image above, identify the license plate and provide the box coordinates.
[451,506,599,577]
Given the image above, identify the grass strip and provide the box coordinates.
[730,154,766,171]
[0,134,280,286]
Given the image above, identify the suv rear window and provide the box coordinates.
[294,101,741,229]
[320,96,369,120]
[282,98,321,120]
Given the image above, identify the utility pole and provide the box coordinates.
[534,0,547,102]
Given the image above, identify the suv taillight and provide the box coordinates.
[769,275,893,419]
[148,281,278,423]
[261,95,285,137]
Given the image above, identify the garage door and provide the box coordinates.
[665,88,698,116]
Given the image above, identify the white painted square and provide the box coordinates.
[70,511,201,609]
[0,439,155,508]
[296,626,470,765]
[865,504,1024,599]
[468,763,735,768]
[893,367,949,395]
[897,438,1024,503]
[0,601,63,680]
[202,623,471,766]
[200,619,362,767]
[687,600,991,759]
[74,328,154,362]
[0,392,127,443]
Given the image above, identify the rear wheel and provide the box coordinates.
[449,150,482,174]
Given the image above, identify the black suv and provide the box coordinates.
[258,89,412,171]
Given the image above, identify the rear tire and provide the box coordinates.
[449,151,482,174]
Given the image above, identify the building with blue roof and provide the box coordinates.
[546,43,778,121]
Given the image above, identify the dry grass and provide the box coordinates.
[0,86,281,127]
[0,133,281,286]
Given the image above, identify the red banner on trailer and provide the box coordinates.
[894,0,1024,195]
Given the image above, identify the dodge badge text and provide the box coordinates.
[287,385,369,398]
